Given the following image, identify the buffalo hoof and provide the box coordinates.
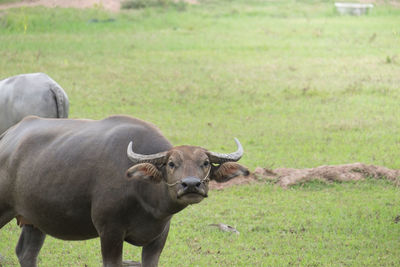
[122,260,141,266]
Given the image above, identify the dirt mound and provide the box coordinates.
[0,0,122,11]
[209,175,256,190]
[254,163,400,188]
[209,163,400,190]
[0,0,198,11]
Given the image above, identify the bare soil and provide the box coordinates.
[209,175,256,190]
[0,0,122,11]
[209,162,400,190]
[0,0,199,11]
[253,163,400,188]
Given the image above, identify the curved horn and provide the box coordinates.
[127,141,169,165]
[207,138,244,164]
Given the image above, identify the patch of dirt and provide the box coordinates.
[210,162,400,190]
[0,0,122,11]
[253,163,400,188]
[209,174,256,190]
[0,0,198,11]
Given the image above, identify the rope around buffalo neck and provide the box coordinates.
[166,167,211,187]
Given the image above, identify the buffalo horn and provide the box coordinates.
[207,138,244,164]
[127,141,169,164]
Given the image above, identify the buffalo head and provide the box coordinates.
[125,138,249,205]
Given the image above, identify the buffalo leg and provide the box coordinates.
[15,225,46,267]
[141,222,170,267]
[100,230,124,267]
[0,209,14,229]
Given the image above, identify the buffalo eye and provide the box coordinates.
[168,161,175,168]
[203,160,209,167]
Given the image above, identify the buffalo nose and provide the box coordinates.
[181,177,201,190]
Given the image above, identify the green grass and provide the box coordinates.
[1,180,400,266]
[1,0,400,266]
[0,0,21,4]
[1,1,399,171]
[168,179,400,266]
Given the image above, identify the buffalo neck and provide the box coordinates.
[130,180,188,220]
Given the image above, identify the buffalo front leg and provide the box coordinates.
[15,225,46,267]
[100,230,125,267]
[141,222,170,267]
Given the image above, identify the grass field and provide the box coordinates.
[1,0,400,266]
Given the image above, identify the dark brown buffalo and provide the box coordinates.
[0,115,249,267]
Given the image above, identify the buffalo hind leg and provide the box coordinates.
[16,225,46,267]
[141,222,170,267]
[0,206,15,229]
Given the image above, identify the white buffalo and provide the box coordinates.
[0,72,69,134]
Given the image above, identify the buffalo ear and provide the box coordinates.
[211,162,250,183]
[126,163,163,183]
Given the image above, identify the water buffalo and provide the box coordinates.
[0,115,249,267]
[0,72,69,134]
